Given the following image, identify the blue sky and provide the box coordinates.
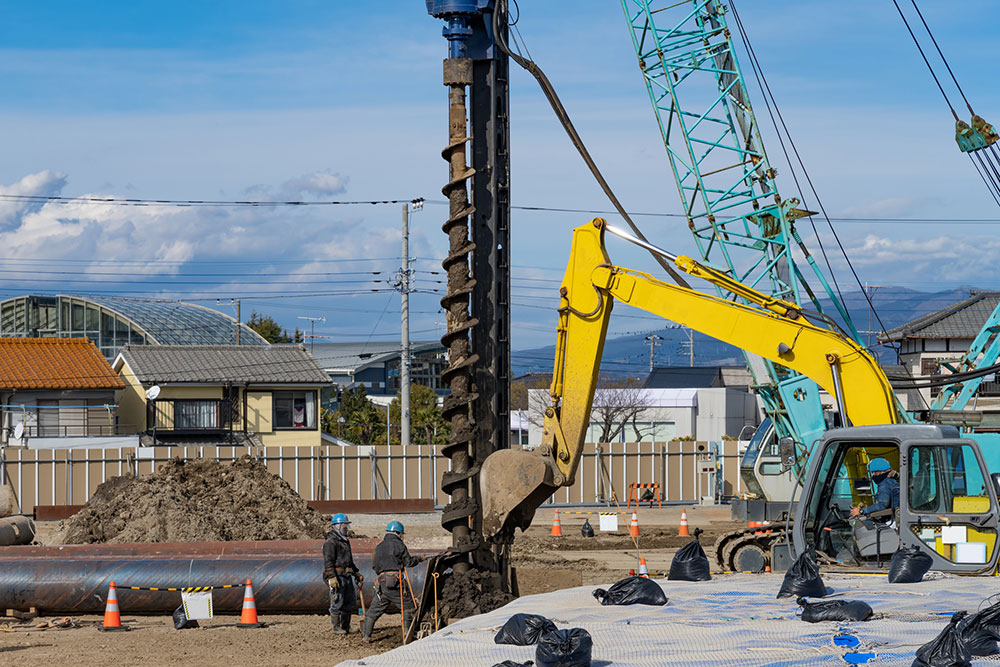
[0,1,997,356]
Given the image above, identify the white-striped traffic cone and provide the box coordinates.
[238,578,265,628]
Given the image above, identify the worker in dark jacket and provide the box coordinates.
[323,513,362,635]
[360,521,424,642]
[850,458,900,519]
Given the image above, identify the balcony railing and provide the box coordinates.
[147,398,237,434]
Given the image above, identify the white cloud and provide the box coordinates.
[842,233,1000,284]
[0,169,398,286]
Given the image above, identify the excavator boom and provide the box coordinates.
[481,219,898,540]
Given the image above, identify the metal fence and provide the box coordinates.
[0,440,741,515]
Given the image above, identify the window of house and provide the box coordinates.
[37,400,59,437]
[921,358,940,376]
[174,401,218,429]
[273,391,317,429]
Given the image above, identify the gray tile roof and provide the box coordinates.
[881,292,1000,341]
[118,345,331,384]
[309,341,445,372]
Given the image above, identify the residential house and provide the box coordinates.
[880,291,1000,409]
[114,344,331,447]
[0,337,135,449]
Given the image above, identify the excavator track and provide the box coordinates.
[712,526,787,573]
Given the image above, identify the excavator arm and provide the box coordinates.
[480,219,898,540]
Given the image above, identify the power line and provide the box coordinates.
[421,200,1000,224]
[0,193,425,208]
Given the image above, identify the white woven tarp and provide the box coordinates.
[338,572,1000,666]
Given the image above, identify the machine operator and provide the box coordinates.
[849,458,900,519]
[361,521,425,643]
[323,513,363,635]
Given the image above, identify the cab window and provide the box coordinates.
[908,445,989,514]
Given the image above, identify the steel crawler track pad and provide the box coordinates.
[480,448,558,541]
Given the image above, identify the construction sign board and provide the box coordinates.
[181,591,214,620]
[598,512,618,532]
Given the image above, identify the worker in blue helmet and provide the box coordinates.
[323,513,363,635]
[360,521,425,642]
[850,458,900,519]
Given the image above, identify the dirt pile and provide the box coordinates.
[54,456,330,544]
[437,570,515,621]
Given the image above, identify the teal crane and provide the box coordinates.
[619,0,864,453]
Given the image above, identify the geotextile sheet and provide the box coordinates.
[338,572,1000,666]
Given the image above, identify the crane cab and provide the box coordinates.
[793,424,1000,574]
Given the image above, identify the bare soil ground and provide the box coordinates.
[0,613,405,667]
[15,500,740,664]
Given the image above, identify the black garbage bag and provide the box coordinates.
[796,597,873,623]
[777,552,827,599]
[640,488,655,502]
[592,576,667,606]
[889,544,934,584]
[581,519,595,538]
[172,605,199,630]
[913,612,972,667]
[492,662,534,667]
[494,613,558,646]
[535,628,592,667]
[668,527,711,581]
[957,600,1000,657]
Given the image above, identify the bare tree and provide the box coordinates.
[527,377,653,444]
[590,378,653,444]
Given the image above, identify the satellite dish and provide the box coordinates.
[145,385,161,400]
[12,423,23,440]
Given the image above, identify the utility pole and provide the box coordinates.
[645,334,663,372]
[297,316,325,352]
[236,299,241,345]
[399,201,421,448]
[676,327,695,367]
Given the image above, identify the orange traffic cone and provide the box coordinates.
[679,509,690,537]
[98,581,129,632]
[238,578,265,628]
[629,511,640,538]
[550,510,563,537]
[638,557,649,578]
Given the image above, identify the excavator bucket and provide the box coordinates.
[480,448,558,541]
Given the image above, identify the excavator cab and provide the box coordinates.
[793,424,1000,573]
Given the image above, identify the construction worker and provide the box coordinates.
[360,521,424,642]
[323,513,363,635]
[850,458,900,519]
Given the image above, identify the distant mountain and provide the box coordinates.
[511,287,974,377]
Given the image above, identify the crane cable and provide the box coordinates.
[728,3,898,359]
[491,0,691,289]
[890,0,1000,207]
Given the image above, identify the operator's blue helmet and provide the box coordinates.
[387,520,405,535]
[868,458,891,473]
[331,513,351,526]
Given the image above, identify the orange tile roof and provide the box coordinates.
[0,338,125,390]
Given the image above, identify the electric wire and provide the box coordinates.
[0,193,424,208]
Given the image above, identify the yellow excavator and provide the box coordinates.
[482,219,1000,574]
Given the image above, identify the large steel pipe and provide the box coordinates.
[0,516,34,546]
[0,540,431,614]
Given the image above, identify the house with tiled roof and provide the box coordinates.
[880,291,1000,407]
[113,344,331,447]
[0,337,136,449]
